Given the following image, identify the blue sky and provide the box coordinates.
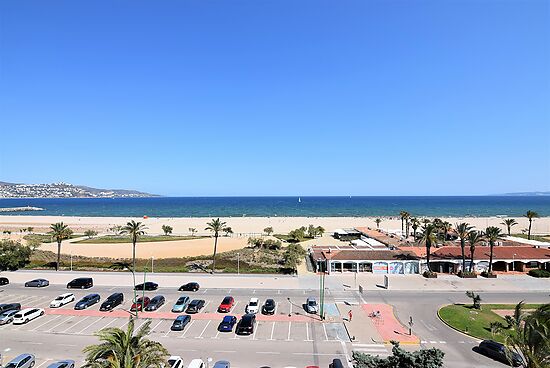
[0,0,548,196]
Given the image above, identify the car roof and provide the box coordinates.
[58,293,73,297]
[1,310,18,315]
[249,297,259,302]
[222,315,235,321]
[10,354,34,362]
[17,308,39,313]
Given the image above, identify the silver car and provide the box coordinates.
[305,297,318,314]
[4,354,35,368]
[0,309,18,325]
[46,360,75,368]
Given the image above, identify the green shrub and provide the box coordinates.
[528,269,550,278]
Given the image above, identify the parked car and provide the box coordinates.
[236,313,256,335]
[131,296,151,312]
[262,299,276,315]
[46,360,75,368]
[212,361,230,368]
[3,354,35,368]
[145,295,166,311]
[186,299,205,314]
[171,295,190,312]
[50,293,75,308]
[187,359,206,368]
[329,359,344,368]
[0,309,19,325]
[245,297,259,314]
[24,278,49,287]
[134,282,158,291]
[13,308,45,324]
[167,356,183,368]
[0,303,21,314]
[0,277,9,285]
[100,293,124,311]
[218,315,237,332]
[178,282,200,292]
[67,277,93,289]
[74,294,100,310]
[170,315,191,331]
[478,340,523,366]
[305,297,318,314]
[218,296,235,313]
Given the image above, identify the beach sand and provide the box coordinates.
[1,215,549,258]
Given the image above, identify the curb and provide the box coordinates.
[388,304,420,344]
[436,304,482,342]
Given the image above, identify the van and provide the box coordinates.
[13,308,45,324]
[67,277,93,289]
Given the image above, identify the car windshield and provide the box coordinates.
[168,360,176,366]
[266,300,274,306]
[55,296,64,300]
[176,298,185,304]
[5,363,17,368]
[222,297,231,304]
[223,316,232,322]
[308,300,317,306]
[249,301,258,306]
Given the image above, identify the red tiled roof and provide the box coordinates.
[432,246,550,260]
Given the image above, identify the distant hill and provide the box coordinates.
[496,191,550,196]
[0,181,158,198]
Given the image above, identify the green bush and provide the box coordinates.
[528,269,550,278]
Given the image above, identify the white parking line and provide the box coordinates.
[252,290,256,294]
[76,317,105,334]
[323,323,329,341]
[29,315,62,332]
[269,322,275,340]
[200,301,210,313]
[277,290,281,294]
[196,320,211,339]
[150,319,163,332]
[252,322,259,340]
[179,320,195,338]
[305,323,311,341]
[201,289,208,294]
[227,289,231,294]
[95,317,119,331]
[35,359,52,368]
[59,316,90,333]
[45,316,75,332]
[287,322,292,341]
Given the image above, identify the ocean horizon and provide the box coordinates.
[0,196,549,218]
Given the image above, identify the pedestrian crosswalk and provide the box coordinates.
[351,343,389,356]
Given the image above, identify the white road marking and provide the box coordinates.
[35,359,52,368]
[421,340,428,344]
[305,323,311,341]
[29,315,62,332]
[430,340,437,344]
[277,290,281,294]
[439,341,447,344]
[196,320,211,339]
[201,289,208,294]
[76,317,104,334]
[57,343,77,347]
[96,317,118,331]
[256,352,280,354]
[252,322,259,340]
[45,316,75,332]
[287,321,292,341]
[180,320,195,338]
[213,350,236,353]
[252,289,256,294]
[323,323,329,341]
[59,316,90,333]
[150,319,163,332]
[201,301,210,313]
[269,322,275,340]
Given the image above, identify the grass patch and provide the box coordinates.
[439,304,543,343]
[23,234,84,243]
[73,235,208,244]
[511,233,550,243]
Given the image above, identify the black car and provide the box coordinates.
[179,282,200,292]
[0,277,9,286]
[134,282,158,291]
[236,313,256,335]
[0,303,21,314]
[478,340,523,366]
[67,277,93,289]
[329,359,344,368]
[186,299,205,314]
[262,299,276,315]
[74,294,100,310]
[25,278,49,287]
[100,293,124,311]
[145,295,166,311]
[170,315,191,331]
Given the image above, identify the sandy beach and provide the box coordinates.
[1,215,549,258]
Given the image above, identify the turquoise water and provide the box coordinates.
[0,196,548,217]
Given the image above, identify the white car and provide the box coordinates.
[245,297,260,314]
[305,297,318,314]
[187,359,206,368]
[167,356,183,368]
[50,293,75,308]
[13,308,45,324]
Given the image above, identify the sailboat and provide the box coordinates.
[298,197,301,203]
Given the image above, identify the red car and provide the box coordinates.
[217,296,235,313]
[131,296,150,311]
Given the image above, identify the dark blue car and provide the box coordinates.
[218,315,237,332]
[74,294,100,310]
[171,315,191,331]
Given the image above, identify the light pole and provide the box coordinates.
[237,253,240,275]
[512,254,516,272]
[318,259,325,320]
[151,256,154,274]
[70,253,73,271]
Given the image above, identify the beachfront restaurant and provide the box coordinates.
[310,247,420,274]
[428,246,550,274]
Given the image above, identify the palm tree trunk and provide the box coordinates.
[211,234,218,273]
[426,242,431,272]
[507,226,511,236]
[528,219,532,240]
[469,249,475,272]
[460,240,466,274]
[56,240,61,271]
[488,241,494,273]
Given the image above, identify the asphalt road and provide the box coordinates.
[0,280,548,368]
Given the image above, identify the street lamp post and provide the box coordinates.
[318,259,325,320]
[512,254,516,272]
[237,253,240,275]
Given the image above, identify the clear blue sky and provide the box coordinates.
[0,0,548,196]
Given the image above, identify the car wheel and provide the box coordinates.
[25,318,29,323]
[40,311,44,316]
[30,361,35,367]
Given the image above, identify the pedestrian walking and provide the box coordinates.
[348,310,353,322]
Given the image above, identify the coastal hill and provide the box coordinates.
[0,181,158,198]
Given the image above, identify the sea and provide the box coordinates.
[0,196,549,217]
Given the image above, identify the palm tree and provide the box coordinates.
[121,221,147,294]
[420,223,437,273]
[206,218,226,273]
[404,213,411,238]
[410,217,420,240]
[83,318,168,368]
[525,211,539,240]
[49,222,72,271]
[455,222,473,274]
[375,218,382,229]
[485,226,504,274]
[501,218,518,236]
[440,221,452,243]
[399,211,409,235]
[496,302,550,368]
[467,230,484,272]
